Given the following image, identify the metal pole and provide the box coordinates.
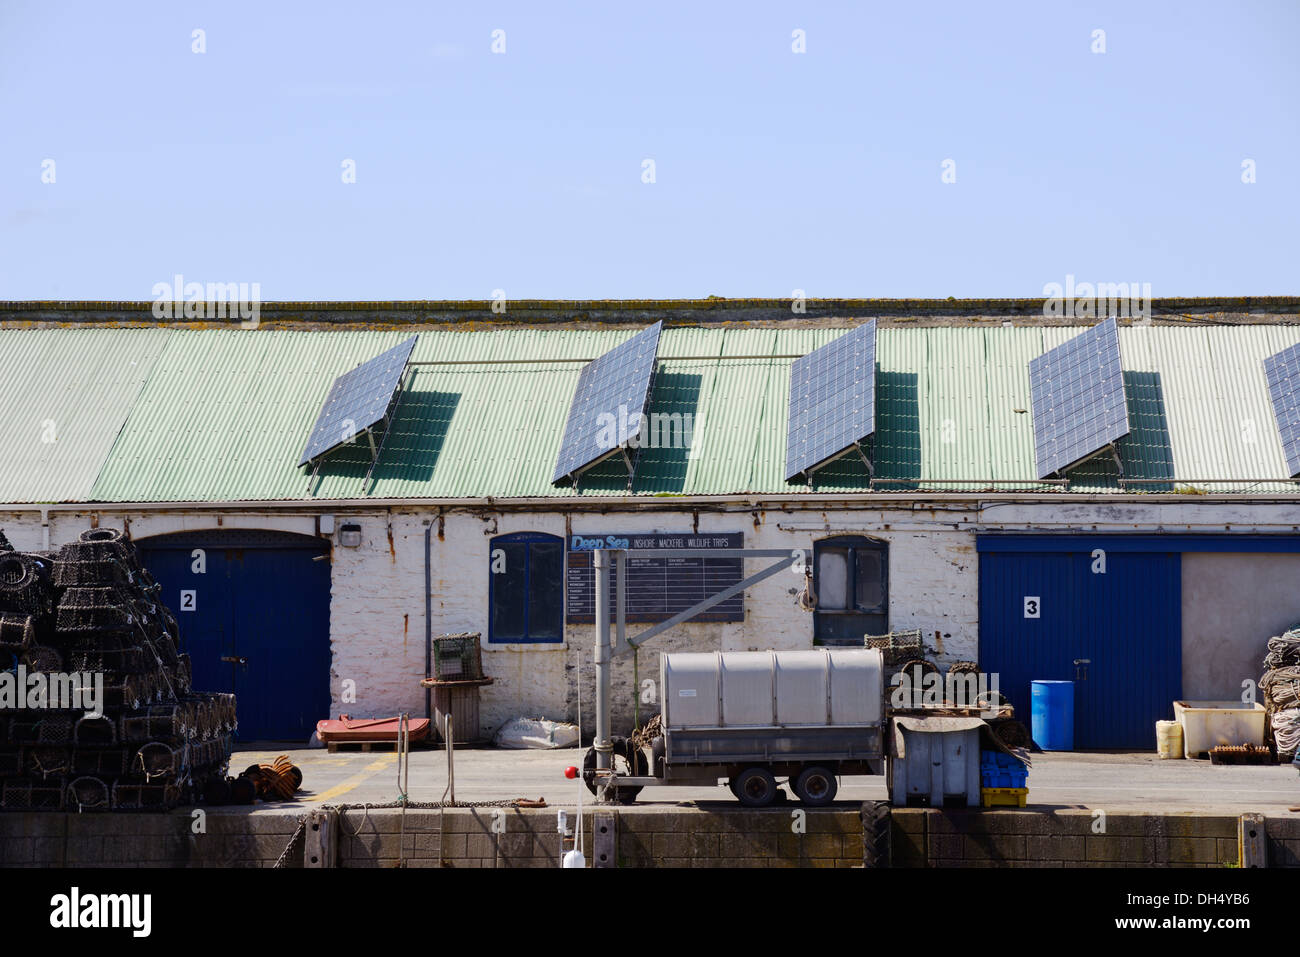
[424,523,432,721]
[593,549,613,780]
[615,549,633,728]
[614,550,627,656]
[445,713,455,804]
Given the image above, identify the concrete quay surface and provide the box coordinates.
[233,744,1300,816]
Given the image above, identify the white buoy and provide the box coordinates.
[561,764,584,868]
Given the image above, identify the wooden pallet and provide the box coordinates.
[326,740,406,753]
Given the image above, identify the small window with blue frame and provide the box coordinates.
[488,532,565,643]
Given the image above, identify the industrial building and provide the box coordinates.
[2,297,1298,750]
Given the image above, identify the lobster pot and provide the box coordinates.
[432,633,484,681]
[431,685,484,744]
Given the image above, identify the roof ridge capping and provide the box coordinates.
[1,296,1298,328]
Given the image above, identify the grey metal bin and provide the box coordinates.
[887,716,982,807]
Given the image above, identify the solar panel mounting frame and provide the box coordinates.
[1263,340,1300,478]
[1029,317,1130,480]
[298,335,419,495]
[784,320,878,484]
[551,322,664,490]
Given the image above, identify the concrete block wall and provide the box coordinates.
[282,807,1300,869]
[331,806,866,868]
[891,809,1295,868]
[0,807,1295,868]
[0,808,302,868]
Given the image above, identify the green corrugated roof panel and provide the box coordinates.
[381,328,634,499]
[1063,325,1300,492]
[3,322,1287,504]
[92,330,411,501]
[0,329,169,503]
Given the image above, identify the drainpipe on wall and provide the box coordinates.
[39,506,49,551]
[424,521,432,722]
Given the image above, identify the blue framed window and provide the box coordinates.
[489,532,565,643]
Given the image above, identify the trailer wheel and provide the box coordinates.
[731,767,778,807]
[793,766,838,806]
[582,737,648,803]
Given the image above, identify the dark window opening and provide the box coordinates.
[813,535,888,645]
[489,532,564,643]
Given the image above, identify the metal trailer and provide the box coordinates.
[653,648,886,806]
[582,547,888,807]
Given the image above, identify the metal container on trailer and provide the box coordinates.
[659,649,885,766]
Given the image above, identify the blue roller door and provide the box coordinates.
[978,537,1181,749]
[137,529,331,742]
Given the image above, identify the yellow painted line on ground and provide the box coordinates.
[311,756,396,803]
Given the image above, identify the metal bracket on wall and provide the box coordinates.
[1239,813,1266,867]
[593,810,617,868]
[304,808,338,868]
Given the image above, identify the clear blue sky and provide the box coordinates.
[2,1,1296,300]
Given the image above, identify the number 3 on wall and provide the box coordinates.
[1023,596,1040,619]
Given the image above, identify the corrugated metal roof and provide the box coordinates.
[91,330,411,502]
[0,329,169,502]
[0,324,1291,504]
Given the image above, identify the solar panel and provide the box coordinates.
[1263,341,1300,477]
[784,321,877,481]
[1029,318,1129,479]
[298,335,418,467]
[552,322,663,484]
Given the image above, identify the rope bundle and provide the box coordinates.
[1264,628,1300,671]
[1261,666,1300,712]
[1261,629,1300,761]
[1271,709,1300,762]
[240,755,303,802]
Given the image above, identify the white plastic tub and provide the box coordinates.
[1172,701,1266,759]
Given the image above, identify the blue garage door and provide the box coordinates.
[137,529,331,742]
[978,539,1181,750]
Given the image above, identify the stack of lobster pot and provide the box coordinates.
[0,527,237,811]
[1261,626,1300,762]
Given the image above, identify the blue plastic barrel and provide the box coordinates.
[1031,680,1074,751]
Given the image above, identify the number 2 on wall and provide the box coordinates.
[1023,596,1040,619]
[180,589,197,612]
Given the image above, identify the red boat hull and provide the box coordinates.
[316,715,431,743]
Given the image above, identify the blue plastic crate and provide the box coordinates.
[980,750,1028,788]
[982,768,1029,788]
[981,749,1021,768]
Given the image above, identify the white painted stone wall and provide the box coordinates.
[410,509,984,738]
[0,499,1295,740]
[0,505,980,737]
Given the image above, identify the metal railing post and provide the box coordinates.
[445,713,455,804]
[594,549,612,781]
